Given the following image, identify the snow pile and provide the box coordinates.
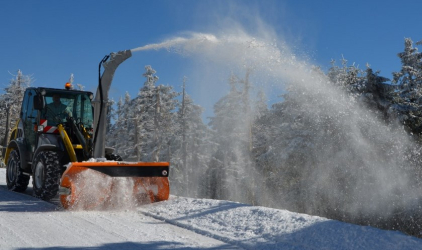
[140,196,422,250]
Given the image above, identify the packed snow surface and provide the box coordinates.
[0,168,421,250]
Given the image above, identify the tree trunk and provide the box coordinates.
[153,88,161,161]
[134,117,142,161]
[181,77,188,195]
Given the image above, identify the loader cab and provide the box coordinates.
[20,87,94,159]
[34,88,94,129]
[39,90,94,128]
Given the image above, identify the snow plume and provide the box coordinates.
[130,31,286,71]
[131,33,220,54]
[131,30,422,232]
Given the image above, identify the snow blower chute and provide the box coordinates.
[3,50,170,209]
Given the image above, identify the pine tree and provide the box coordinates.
[393,38,422,93]
[108,92,134,160]
[0,70,31,157]
[170,77,212,197]
[327,59,390,119]
[390,38,422,135]
[135,65,179,161]
[206,71,256,204]
[327,57,364,94]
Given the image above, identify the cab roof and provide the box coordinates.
[27,87,94,96]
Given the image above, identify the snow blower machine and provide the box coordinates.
[4,50,170,209]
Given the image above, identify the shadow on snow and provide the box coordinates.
[0,184,58,212]
[16,241,237,250]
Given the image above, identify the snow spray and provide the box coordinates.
[130,31,422,229]
[66,170,148,211]
[131,33,219,53]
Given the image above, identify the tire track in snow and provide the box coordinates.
[139,209,319,250]
[139,209,256,250]
[39,184,244,249]
[138,199,330,250]
[47,196,242,249]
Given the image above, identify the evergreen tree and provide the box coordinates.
[106,99,115,134]
[327,57,363,92]
[206,71,256,204]
[250,90,273,205]
[390,38,422,135]
[135,65,179,161]
[170,77,212,198]
[108,92,135,160]
[328,59,391,117]
[0,70,31,157]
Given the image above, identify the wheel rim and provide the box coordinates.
[34,161,45,188]
[7,156,18,183]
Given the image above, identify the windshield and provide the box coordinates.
[43,91,93,128]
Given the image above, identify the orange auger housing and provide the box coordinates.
[60,162,170,210]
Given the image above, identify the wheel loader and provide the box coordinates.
[4,50,170,209]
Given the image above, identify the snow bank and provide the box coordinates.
[140,196,422,250]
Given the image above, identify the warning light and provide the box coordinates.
[65,82,72,90]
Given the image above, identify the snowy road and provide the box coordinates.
[1,168,422,250]
[0,168,239,250]
[0,187,238,250]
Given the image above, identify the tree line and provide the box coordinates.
[2,38,422,236]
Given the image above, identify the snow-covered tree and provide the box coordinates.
[393,38,422,93]
[327,57,363,93]
[133,65,179,162]
[326,59,393,125]
[0,70,31,155]
[206,71,256,204]
[169,77,213,198]
[106,99,115,133]
[108,92,135,159]
[390,38,422,135]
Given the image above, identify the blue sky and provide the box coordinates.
[1,0,422,119]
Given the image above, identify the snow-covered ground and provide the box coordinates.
[1,168,421,250]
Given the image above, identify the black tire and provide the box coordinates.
[32,151,61,201]
[6,149,30,192]
[106,153,123,161]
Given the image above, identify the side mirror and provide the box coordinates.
[33,94,44,110]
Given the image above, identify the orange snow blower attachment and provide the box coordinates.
[60,161,170,210]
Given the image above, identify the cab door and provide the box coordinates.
[22,89,38,155]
